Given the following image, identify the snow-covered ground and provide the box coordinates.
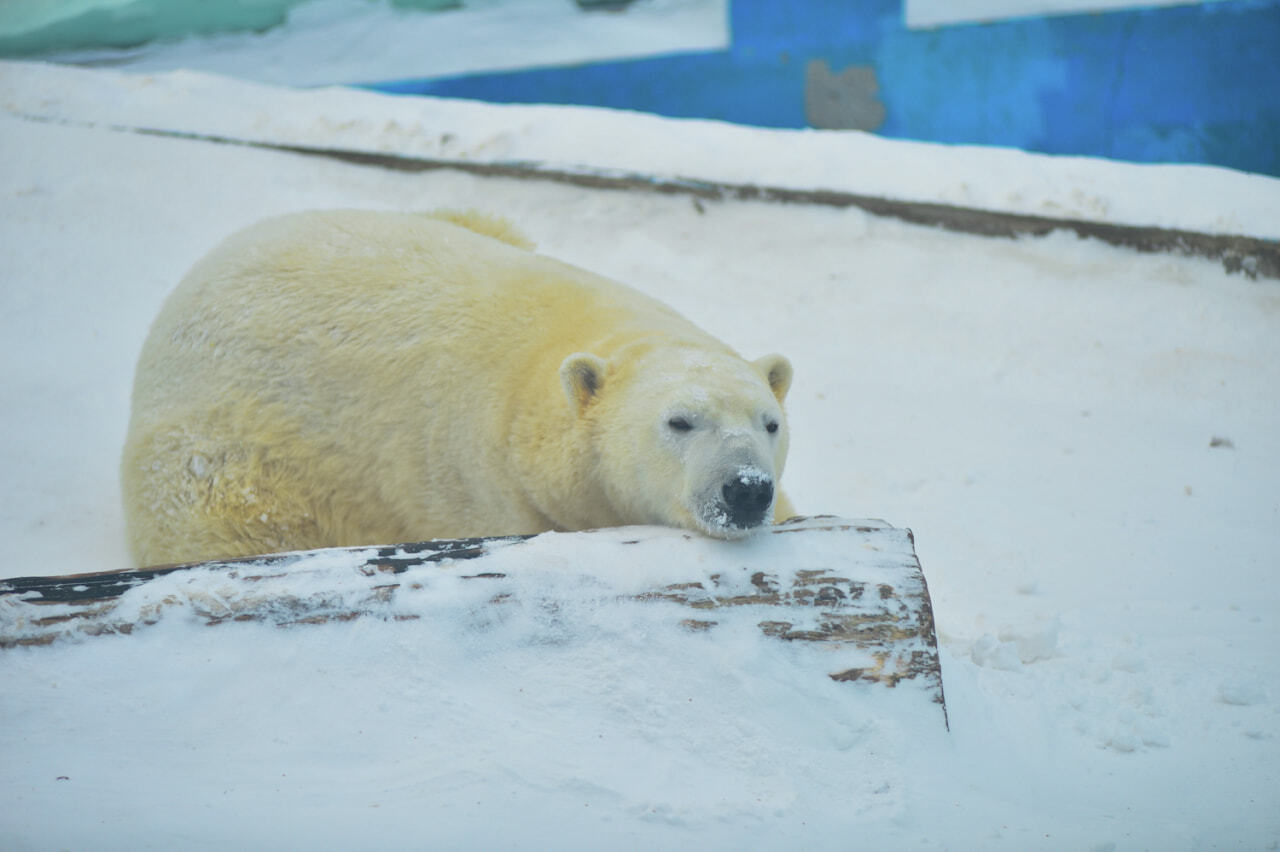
[6,61,1277,240]
[2,48,1279,852]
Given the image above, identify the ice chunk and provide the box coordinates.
[970,634,1023,671]
[998,617,1060,664]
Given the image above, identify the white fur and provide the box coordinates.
[121,210,793,565]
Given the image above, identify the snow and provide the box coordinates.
[4,60,1279,240]
[26,0,729,86]
[2,49,1280,851]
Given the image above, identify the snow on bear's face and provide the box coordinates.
[561,346,792,538]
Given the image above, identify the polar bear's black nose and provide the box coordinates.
[722,474,774,527]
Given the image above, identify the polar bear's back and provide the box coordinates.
[131,210,678,416]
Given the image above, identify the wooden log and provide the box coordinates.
[0,516,947,725]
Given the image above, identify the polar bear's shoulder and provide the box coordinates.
[418,209,535,251]
[219,208,535,255]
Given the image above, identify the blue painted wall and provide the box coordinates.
[367,0,1280,177]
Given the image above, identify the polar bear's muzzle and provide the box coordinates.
[722,470,774,527]
[697,466,774,536]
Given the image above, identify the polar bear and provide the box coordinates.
[121,209,795,566]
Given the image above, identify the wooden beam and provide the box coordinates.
[0,516,947,726]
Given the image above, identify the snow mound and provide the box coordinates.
[2,520,948,850]
[2,60,1278,239]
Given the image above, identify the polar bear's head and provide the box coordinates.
[561,345,792,538]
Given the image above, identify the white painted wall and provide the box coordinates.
[906,0,1237,29]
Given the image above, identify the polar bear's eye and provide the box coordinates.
[765,420,779,434]
[668,417,693,433]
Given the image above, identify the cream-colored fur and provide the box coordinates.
[121,210,794,566]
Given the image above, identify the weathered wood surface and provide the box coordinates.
[0,516,946,724]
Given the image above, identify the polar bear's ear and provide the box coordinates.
[560,353,608,415]
[754,354,793,403]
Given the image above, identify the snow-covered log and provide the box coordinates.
[0,516,946,723]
